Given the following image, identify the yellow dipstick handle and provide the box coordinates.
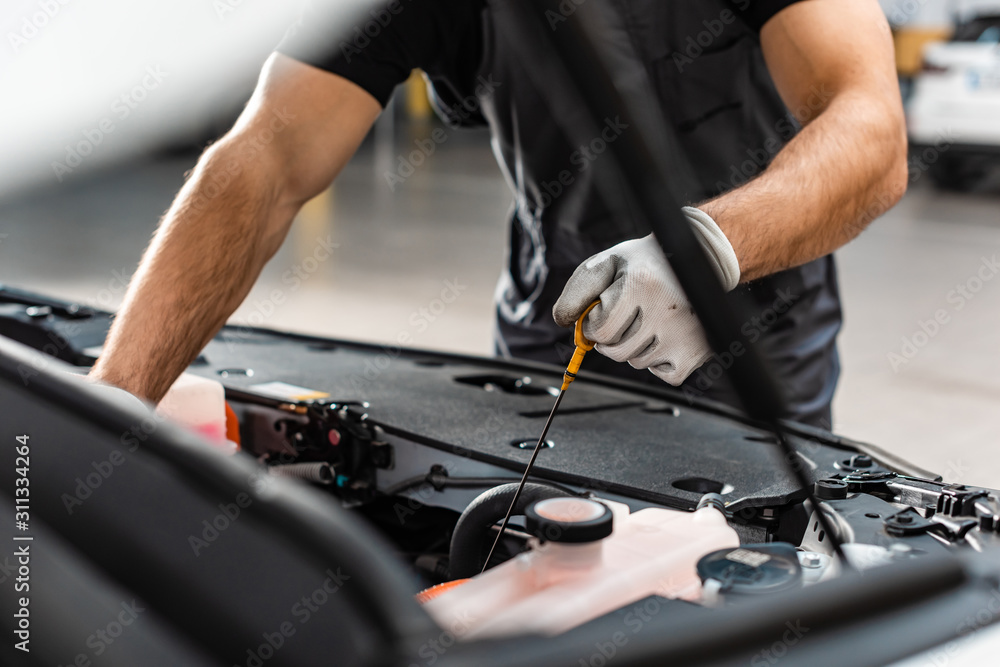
[561,300,600,391]
[481,299,601,574]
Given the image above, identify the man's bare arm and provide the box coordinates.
[90,54,381,401]
[700,0,907,282]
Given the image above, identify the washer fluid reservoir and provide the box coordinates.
[422,496,739,639]
[157,372,237,454]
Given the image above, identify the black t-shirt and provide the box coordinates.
[278,0,799,111]
[277,0,842,429]
[278,0,485,111]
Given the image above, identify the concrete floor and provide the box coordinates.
[2,118,1000,487]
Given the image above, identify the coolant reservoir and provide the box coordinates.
[157,372,237,454]
[423,496,739,639]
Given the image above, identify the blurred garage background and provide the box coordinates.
[1,0,1000,484]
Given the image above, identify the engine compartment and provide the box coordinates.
[4,288,1000,644]
[192,325,1000,630]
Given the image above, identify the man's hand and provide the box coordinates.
[555,0,905,386]
[553,208,739,385]
[90,54,381,402]
[702,0,907,281]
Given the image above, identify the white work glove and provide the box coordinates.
[552,207,740,385]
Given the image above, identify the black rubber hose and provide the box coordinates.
[449,482,571,579]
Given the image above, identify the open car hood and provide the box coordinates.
[3,287,1000,667]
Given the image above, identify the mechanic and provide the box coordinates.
[90,0,906,428]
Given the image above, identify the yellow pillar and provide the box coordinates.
[893,27,952,77]
[405,69,433,120]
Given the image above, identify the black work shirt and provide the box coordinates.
[279,0,800,112]
[277,0,843,429]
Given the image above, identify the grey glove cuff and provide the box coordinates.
[682,206,741,291]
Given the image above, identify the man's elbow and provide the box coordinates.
[879,113,910,210]
[846,107,908,233]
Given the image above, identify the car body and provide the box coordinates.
[907,14,1000,189]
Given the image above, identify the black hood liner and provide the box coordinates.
[191,326,855,512]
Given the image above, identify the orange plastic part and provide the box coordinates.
[224,402,241,450]
[416,579,470,605]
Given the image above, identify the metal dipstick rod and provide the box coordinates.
[481,301,599,573]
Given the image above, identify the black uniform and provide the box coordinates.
[279,0,842,428]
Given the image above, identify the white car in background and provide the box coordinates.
[908,14,1000,190]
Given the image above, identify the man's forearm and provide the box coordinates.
[89,54,382,401]
[90,140,300,402]
[701,92,907,283]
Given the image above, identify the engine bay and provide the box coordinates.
[175,319,1000,632]
[5,287,1000,661]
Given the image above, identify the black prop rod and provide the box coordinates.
[497,0,850,570]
